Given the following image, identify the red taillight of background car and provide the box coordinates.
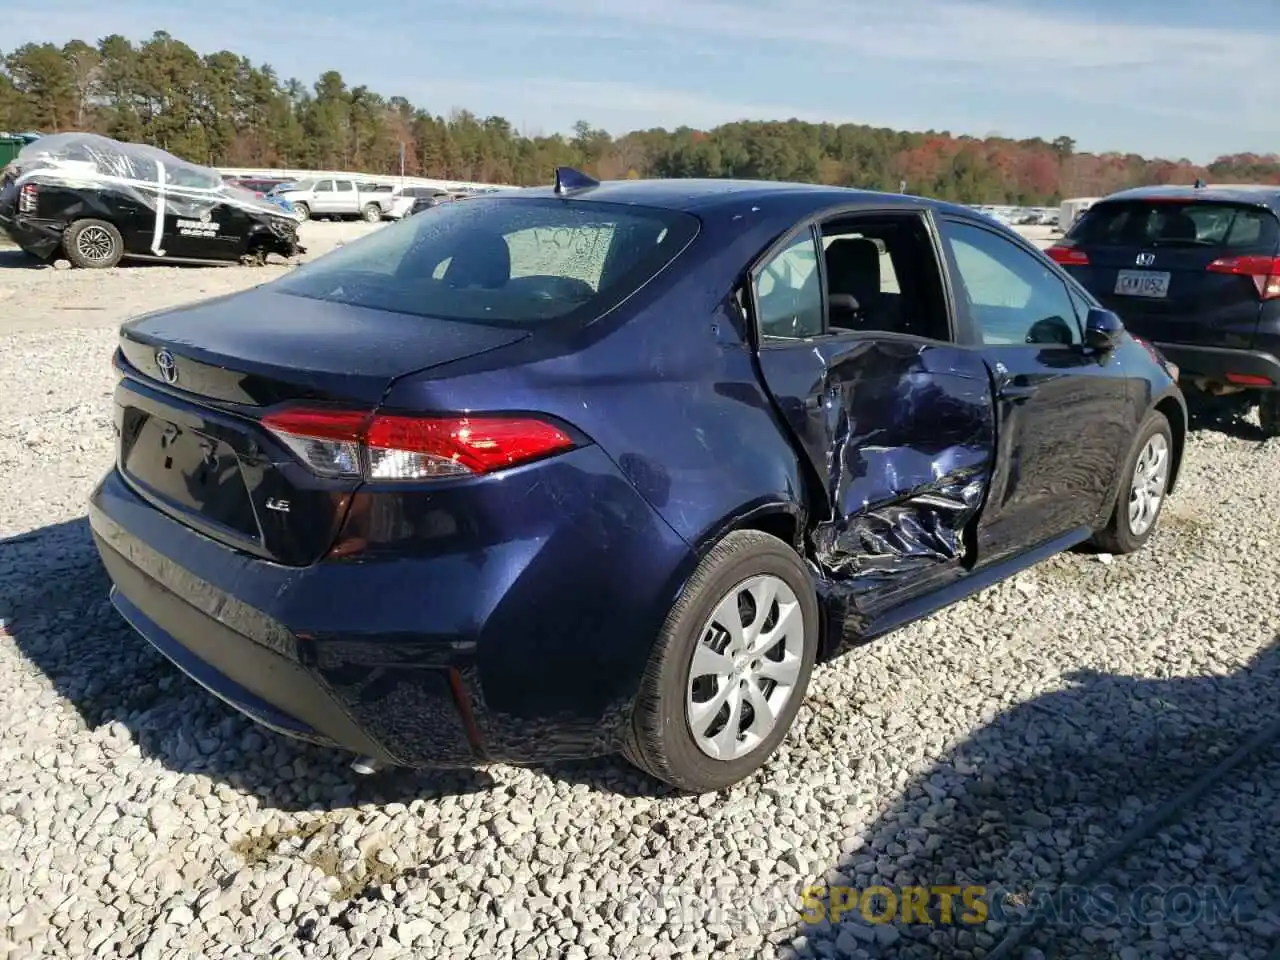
[261,406,577,480]
[1206,255,1280,300]
[17,183,38,214]
[1045,244,1090,266]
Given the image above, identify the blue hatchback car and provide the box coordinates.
[90,170,1186,792]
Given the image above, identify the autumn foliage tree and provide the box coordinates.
[3,30,1278,203]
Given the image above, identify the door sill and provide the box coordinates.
[848,525,1093,648]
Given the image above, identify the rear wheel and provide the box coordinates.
[362,203,382,223]
[623,530,819,793]
[63,219,123,269]
[1093,410,1172,554]
[1258,392,1280,439]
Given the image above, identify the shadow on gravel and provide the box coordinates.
[0,248,45,269]
[1,517,499,812]
[785,643,1280,960]
[1184,389,1269,443]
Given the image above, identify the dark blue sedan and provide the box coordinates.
[89,169,1186,792]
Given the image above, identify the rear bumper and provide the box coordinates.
[0,212,61,259]
[1152,342,1280,390]
[89,448,694,767]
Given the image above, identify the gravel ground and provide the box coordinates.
[1,220,1277,960]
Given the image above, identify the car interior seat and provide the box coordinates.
[444,232,511,289]
[1157,211,1200,243]
[824,237,881,331]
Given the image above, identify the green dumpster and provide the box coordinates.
[0,138,23,167]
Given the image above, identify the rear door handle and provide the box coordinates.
[992,360,1038,404]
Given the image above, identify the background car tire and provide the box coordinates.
[293,203,310,222]
[1093,410,1173,555]
[62,219,124,269]
[362,204,381,223]
[1258,393,1280,439]
[623,530,819,793]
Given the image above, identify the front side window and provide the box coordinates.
[315,180,333,192]
[753,232,824,339]
[271,197,699,328]
[942,220,1081,346]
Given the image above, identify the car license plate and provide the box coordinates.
[1115,270,1171,298]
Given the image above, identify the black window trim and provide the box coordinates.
[745,204,962,351]
[937,214,1087,349]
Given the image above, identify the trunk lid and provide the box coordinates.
[119,288,529,405]
[115,288,530,565]
[1060,199,1279,348]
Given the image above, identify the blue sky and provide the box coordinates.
[6,0,1277,163]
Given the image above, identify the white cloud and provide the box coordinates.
[486,0,1271,74]
[403,77,825,133]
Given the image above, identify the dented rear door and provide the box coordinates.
[755,333,997,611]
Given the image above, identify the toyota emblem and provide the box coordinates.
[155,348,178,384]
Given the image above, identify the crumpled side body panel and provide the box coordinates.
[805,340,996,604]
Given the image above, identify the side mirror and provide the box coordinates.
[1084,308,1124,351]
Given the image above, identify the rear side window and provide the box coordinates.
[1070,201,1279,250]
[272,197,699,327]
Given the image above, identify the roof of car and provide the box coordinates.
[1100,183,1280,211]
[510,177,973,218]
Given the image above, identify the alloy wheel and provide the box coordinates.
[76,226,115,263]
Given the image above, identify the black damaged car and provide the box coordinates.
[0,133,305,269]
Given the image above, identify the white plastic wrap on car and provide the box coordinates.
[10,132,301,250]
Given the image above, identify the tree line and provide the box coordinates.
[3,31,1278,204]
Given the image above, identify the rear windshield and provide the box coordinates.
[271,197,699,327]
[1070,200,1279,250]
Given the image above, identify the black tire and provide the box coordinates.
[362,203,382,223]
[623,530,819,793]
[1093,410,1173,555]
[1258,392,1280,439]
[62,219,124,269]
[293,202,310,222]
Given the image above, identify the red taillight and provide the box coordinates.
[1207,255,1280,300]
[1224,372,1273,387]
[18,183,37,214]
[260,406,577,480]
[1046,245,1089,266]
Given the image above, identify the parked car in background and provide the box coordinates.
[0,133,304,268]
[389,185,453,219]
[406,191,456,217]
[90,169,1184,792]
[1047,184,1280,436]
[1059,197,1100,233]
[273,177,396,222]
[225,176,295,197]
